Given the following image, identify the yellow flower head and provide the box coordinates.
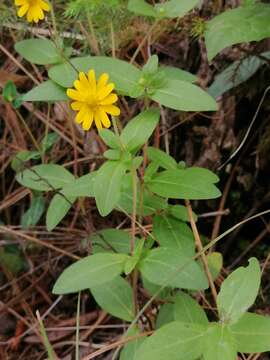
[15,0,50,23]
[67,70,120,131]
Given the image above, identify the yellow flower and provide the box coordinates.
[67,70,120,131]
[15,0,50,23]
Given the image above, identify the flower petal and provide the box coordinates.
[67,89,83,101]
[15,0,26,6]
[17,4,29,17]
[73,79,86,92]
[97,73,109,91]
[98,109,111,128]
[26,7,34,22]
[97,83,115,100]
[75,105,88,124]
[38,0,50,11]
[94,111,102,131]
[103,105,120,116]
[82,110,94,131]
[78,72,89,89]
[71,101,83,111]
[88,70,96,92]
[99,93,118,105]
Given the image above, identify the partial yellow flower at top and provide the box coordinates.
[67,70,121,131]
[15,0,50,23]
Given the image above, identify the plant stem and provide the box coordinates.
[75,292,81,360]
[131,165,137,255]
[185,199,218,303]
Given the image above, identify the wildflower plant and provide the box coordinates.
[9,0,270,359]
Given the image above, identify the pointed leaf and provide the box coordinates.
[147,147,177,170]
[148,167,221,200]
[94,161,127,216]
[203,323,237,360]
[91,276,134,321]
[23,80,68,102]
[135,322,205,360]
[15,39,62,65]
[16,164,75,191]
[155,0,199,18]
[120,327,145,360]
[53,253,128,294]
[21,194,45,228]
[91,228,132,255]
[231,312,270,353]
[139,248,208,290]
[217,257,261,324]
[205,4,270,61]
[120,110,160,152]
[46,192,75,231]
[61,172,96,197]
[153,215,195,256]
[173,292,208,325]
[49,56,141,95]
[160,66,197,83]
[150,79,217,111]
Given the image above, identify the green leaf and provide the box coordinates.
[153,215,195,256]
[217,257,261,324]
[117,176,167,216]
[23,80,68,102]
[53,253,128,294]
[46,192,75,231]
[208,52,270,98]
[142,276,172,300]
[104,149,121,160]
[134,322,205,360]
[94,161,127,216]
[206,252,223,281]
[143,55,159,75]
[230,312,270,353]
[124,239,144,275]
[160,66,197,83]
[203,323,237,360]
[40,132,59,152]
[61,172,96,197]
[173,292,209,325]
[205,4,270,61]
[11,150,40,172]
[155,0,199,19]
[150,79,217,111]
[168,205,197,222]
[99,129,121,149]
[139,248,208,290]
[156,303,175,329]
[3,80,17,102]
[120,327,145,360]
[21,194,45,228]
[49,56,141,95]
[128,0,199,19]
[16,164,75,191]
[15,39,62,65]
[91,228,132,255]
[148,167,221,200]
[128,0,158,17]
[91,276,134,321]
[147,147,177,170]
[120,109,160,152]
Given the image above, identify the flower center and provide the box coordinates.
[85,93,99,109]
[28,0,38,5]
